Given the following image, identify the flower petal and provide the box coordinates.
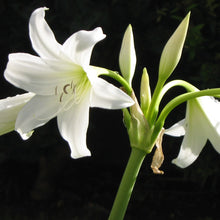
[29,7,62,59]
[4,53,80,95]
[90,77,134,109]
[57,92,91,158]
[198,96,220,134]
[15,95,60,139]
[197,96,220,153]
[165,119,185,137]
[172,133,207,168]
[0,93,34,135]
[172,100,208,168]
[62,27,106,66]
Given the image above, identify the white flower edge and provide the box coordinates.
[165,96,220,168]
[0,93,34,138]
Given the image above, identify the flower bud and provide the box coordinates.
[119,24,136,86]
[140,68,151,117]
[158,12,190,82]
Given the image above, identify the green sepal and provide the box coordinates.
[123,91,154,153]
[119,24,136,86]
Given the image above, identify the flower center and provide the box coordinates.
[55,74,90,110]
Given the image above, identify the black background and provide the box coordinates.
[0,0,220,219]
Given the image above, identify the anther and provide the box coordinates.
[59,92,64,102]
[63,84,71,94]
[55,86,58,96]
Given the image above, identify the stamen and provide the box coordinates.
[55,86,58,96]
[70,80,74,89]
[59,92,64,102]
[63,84,71,94]
[54,77,89,107]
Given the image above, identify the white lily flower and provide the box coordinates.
[165,96,220,168]
[4,7,134,158]
[0,93,34,138]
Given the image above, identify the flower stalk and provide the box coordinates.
[108,147,146,220]
[155,88,220,137]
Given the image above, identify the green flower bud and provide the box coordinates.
[119,24,136,86]
[140,68,151,117]
[158,12,190,82]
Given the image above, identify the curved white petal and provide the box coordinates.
[90,77,134,109]
[62,27,106,66]
[15,95,60,139]
[57,92,91,158]
[4,53,81,95]
[29,7,62,59]
[197,96,220,153]
[172,133,207,168]
[207,131,220,154]
[165,119,185,137]
[172,99,208,168]
[0,93,34,135]
[198,96,220,134]
[168,96,220,168]
[172,120,207,168]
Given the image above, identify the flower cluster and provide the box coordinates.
[0,7,220,170]
[117,11,220,171]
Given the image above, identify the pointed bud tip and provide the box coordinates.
[119,24,136,85]
[158,11,191,82]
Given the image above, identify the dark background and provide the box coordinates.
[0,0,220,219]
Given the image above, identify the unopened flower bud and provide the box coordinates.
[119,24,136,86]
[140,68,151,117]
[158,12,190,82]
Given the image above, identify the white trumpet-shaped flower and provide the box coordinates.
[165,96,220,168]
[0,93,34,137]
[4,7,134,158]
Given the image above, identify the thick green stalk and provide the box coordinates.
[146,79,194,128]
[108,147,146,220]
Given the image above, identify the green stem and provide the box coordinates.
[152,79,197,118]
[159,79,197,100]
[154,88,220,139]
[146,79,200,142]
[108,148,146,220]
[146,79,198,127]
[146,81,164,127]
[101,70,133,95]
